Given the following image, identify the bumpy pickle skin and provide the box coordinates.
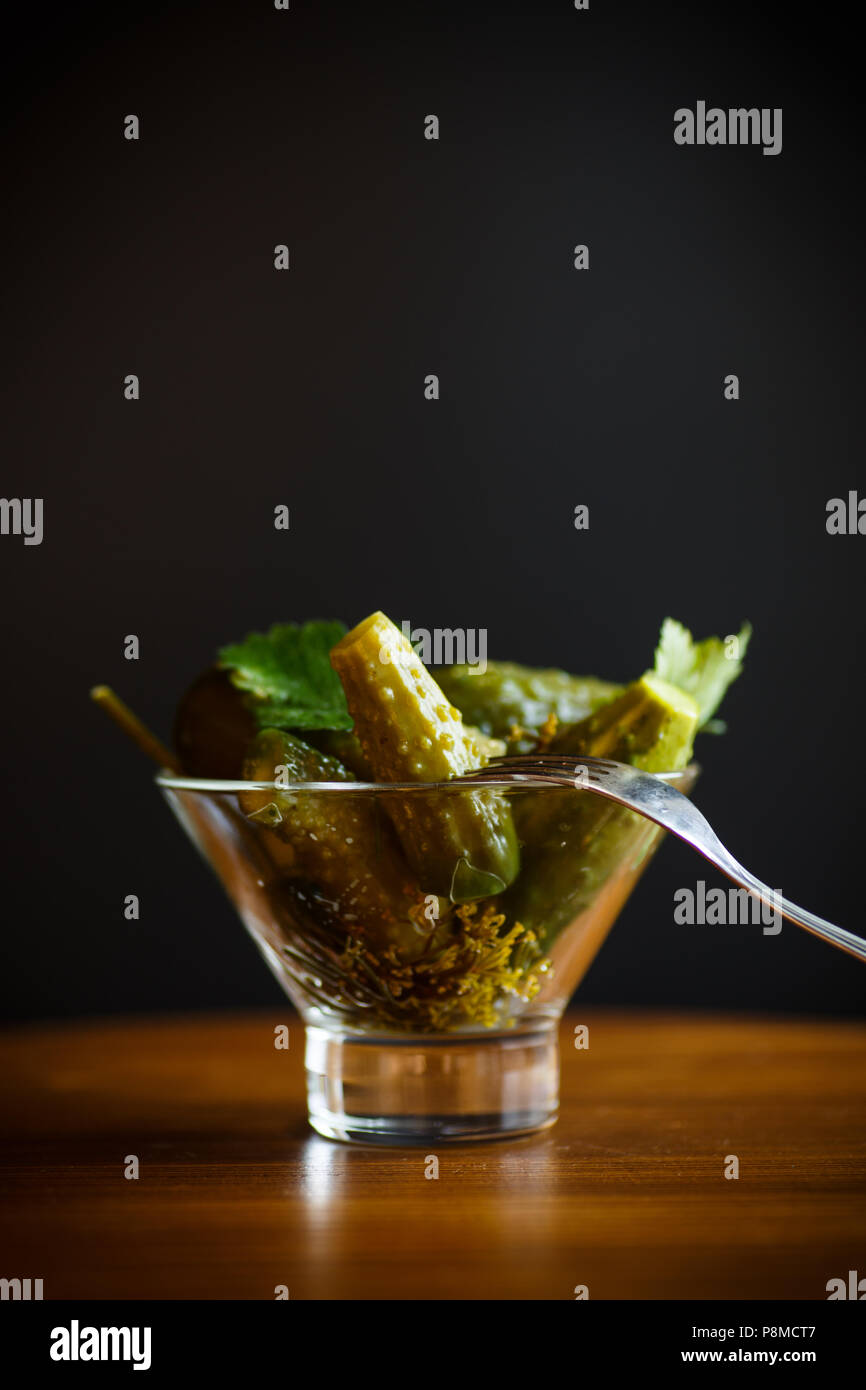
[307,725,501,777]
[505,675,698,949]
[436,662,621,746]
[304,728,374,779]
[240,728,449,959]
[550,673,699,772]
[330,612,520,901]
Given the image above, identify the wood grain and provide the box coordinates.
[1,1010,864,1299]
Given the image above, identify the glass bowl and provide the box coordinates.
[158,767,698,1144]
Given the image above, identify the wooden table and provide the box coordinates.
[1,1010,864,1300]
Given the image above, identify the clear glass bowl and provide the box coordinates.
[158,767,697,1144]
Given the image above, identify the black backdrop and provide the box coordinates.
[2,1,864,1021]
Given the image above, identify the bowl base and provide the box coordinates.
[304,1023,559,1145]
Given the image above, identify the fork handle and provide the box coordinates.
[578,764,866,963]
[695,845,866,963]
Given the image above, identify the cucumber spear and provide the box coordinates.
[330,611,520,901]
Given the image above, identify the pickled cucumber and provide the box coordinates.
[505,675,698,948]
[240,728,449,958]
[286,724,500,780]
[437,661,620,746]
[330,612,520,901]
[551,673,699,772]
[502,789,671,952]
[304,728,373,779]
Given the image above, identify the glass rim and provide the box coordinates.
[156,763,700,795]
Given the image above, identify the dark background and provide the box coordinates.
[1,1,863,1021]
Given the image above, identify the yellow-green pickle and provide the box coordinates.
[184,610,751,1032]
[504,674,699,949]
[240,728,446,959]
[330,612,521,902]
[437,661,621,749]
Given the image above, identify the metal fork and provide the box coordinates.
[458,755,866,963]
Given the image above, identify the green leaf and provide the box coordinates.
[218,621,353,731]
[653,618,751,729]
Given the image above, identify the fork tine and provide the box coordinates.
[459,756,612,786]
[478,755,616,775]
